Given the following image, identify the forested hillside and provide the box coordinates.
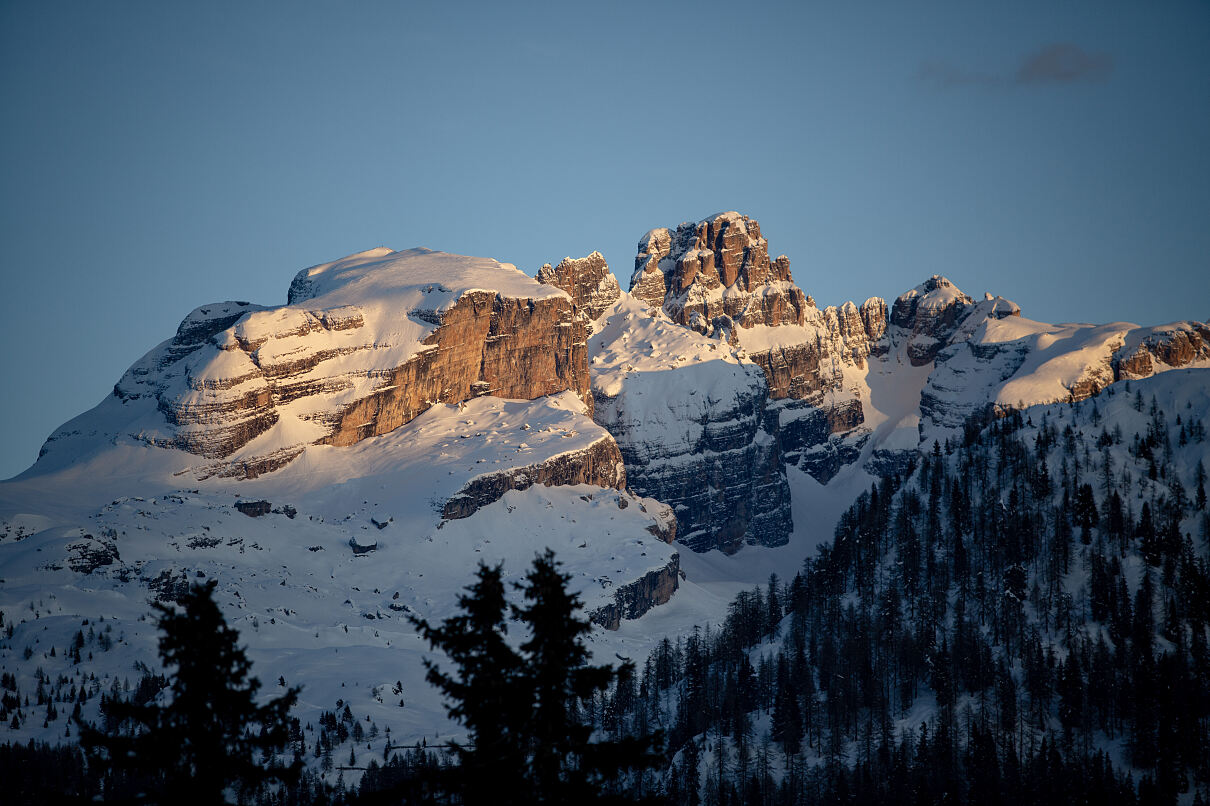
[592,369,1210,805]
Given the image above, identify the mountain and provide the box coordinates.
[1,214,1208,799]
[66,247,591,478]
[629,212,1210,483]
[535,253,792,554]
[0,248,683,762]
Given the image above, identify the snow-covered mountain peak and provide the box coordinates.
[891,274,973,326]
[45,247,591,479]
[285,246,566,308]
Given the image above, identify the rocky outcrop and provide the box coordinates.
[109,249,591,475]
[1114,322,1210,380]
[234,500,272,517]
[589,297,793,553]
[589,553,680,630]
[441,436,626,519]
[318,289,591,448]
[626,213,903,483]
[629,212,808,333]
[66,532,120,575]
[536,252,621,327]
[890,276,976,366]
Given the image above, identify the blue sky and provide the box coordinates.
[2,0,1208,479]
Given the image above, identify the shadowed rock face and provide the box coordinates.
[588,297,793,554]
[536,252,621,328]
[596,379,793,554]
[441,436,625,520]
[890,275,976,366]
[589,553,680,630]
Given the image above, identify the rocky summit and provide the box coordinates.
[86,248,592,478]
[536,251,621,328]
[629,212,1210,482]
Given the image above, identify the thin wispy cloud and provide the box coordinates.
[919,42,1114,89]
[1016,43,1113,84]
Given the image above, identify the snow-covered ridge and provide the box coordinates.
[51,248,591,478]
[285,247,567,307]
[627,211,1210,484]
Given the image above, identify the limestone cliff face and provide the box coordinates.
[1114,322,1210,380]
[536,252,621,328]
[588,297,793,554]
[441,435,625,519]
[589,553,680,630]
[626,212,898,483]
[111,249,591,476]
[629,212,808,333]
[317,289,591,449]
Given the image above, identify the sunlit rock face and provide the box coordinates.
[629,211,808,334]
[105,248,591,476]
[627,211,1210,484]
[1114,322,1210,380]
[536,252,621,329]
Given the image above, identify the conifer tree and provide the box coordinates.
[515,548,662,804]
[411,562,528,805]
[79,581,299,804]
[414,552,661,804]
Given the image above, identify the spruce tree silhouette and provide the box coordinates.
[79,581,299,804]
[414,552,662,805]
[411,562,529,806]
[515,549,662,805]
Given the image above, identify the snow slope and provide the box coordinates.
[588,295,793,552]
[0,391,679,765]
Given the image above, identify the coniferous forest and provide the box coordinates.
[2,381,1209,804]
[596,383,1210,805]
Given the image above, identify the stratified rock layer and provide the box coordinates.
[318,289,590,448]
[441,435,625,519]
[536,252,621,328]
[589,553,681,630]
[628,212,1210,484]
[108,248,590,475]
